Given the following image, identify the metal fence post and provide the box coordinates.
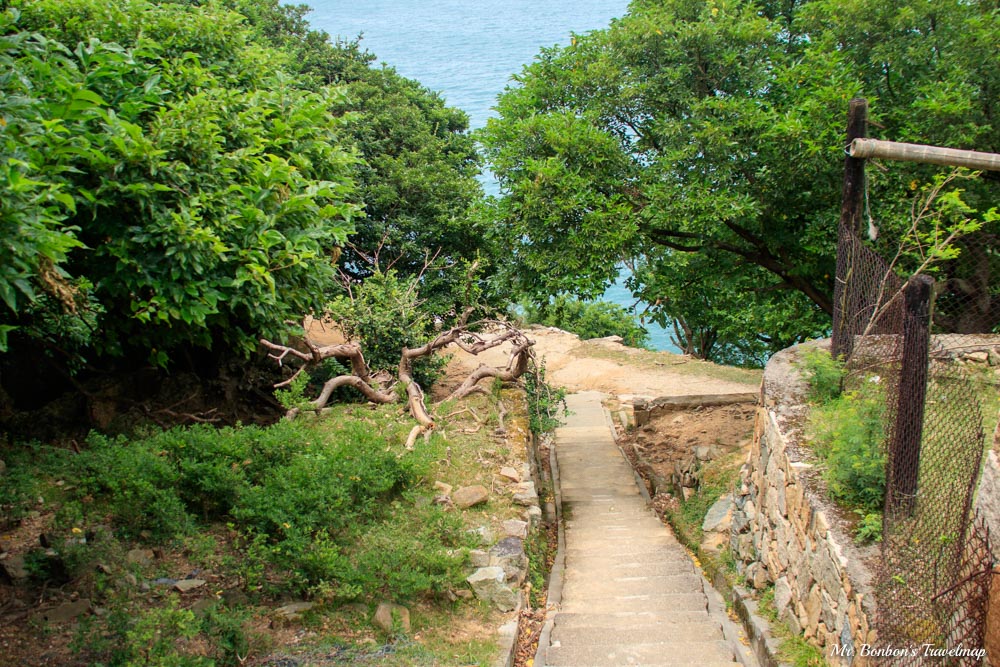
[888,274,934,515]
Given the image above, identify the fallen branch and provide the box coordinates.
[260,318,536,434]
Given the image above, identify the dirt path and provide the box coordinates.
[444,326,762,400]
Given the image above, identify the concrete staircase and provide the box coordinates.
[541,391,747,667]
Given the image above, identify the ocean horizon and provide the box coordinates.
[301,0,681,352]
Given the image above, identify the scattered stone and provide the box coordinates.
[454,589,474,600]
[173,579,206,593]
[120,573,138,589]
[126,548,154,566]
[700,531,728,553]
[512,481,538,506]
[965,351,990,363]
[701,494,733,533]
[453,485,489,509]
[373,602,411,634]
[469,549,491,568]
[274,601,315,623]
[433,481,453,496]
[467,525,494,545]
[499,466,521,483]
[989,348,1000,367]
[223,589,249,606]
[489,537,528,585]
[466,567,518,612]
[774,576,793,614]
[502,519,528,538]
[40,598,91,623]
[1,554,29,582]
[525,505,543,530]
[152,577,177,587]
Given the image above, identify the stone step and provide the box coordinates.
[565,541,677,557]
[561,573,704,598]
[551,621,723,645]
[551,611,721,631]
[559,592,709,614]
[545,640,736,666]
[566,554,695,577]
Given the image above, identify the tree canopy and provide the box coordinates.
[480,0,1000,363]
[0,0,492,382]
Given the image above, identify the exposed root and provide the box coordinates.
[260,318,536,439]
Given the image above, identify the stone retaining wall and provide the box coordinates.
[730,343,877,666]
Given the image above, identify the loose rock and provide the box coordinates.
[499,466,521,483]
[40,599,91,623]
[126,548,154,566]
[453,485,489,509]
[466,567,518,612]
[274,601,315,623]
[502,519,528,538]
[701,494,733,533]
[173,579,206,593]
[0,555,29,582]
[373,602,411,634]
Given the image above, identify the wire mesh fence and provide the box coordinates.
[833,217,998,663]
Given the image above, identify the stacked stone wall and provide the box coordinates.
[731,344,876,666]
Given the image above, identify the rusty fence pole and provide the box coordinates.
[888,274,934,516]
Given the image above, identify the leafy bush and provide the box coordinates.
[518,295,649,348]
[797,347,845,403]
[1,1,359,362]
[807,380,887,514]
[524,361,567,434]
[346,500,471,602]
[326,270,448,388]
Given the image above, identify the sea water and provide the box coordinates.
[303,0,680,352]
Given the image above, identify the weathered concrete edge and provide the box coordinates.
[720,574,792,667]
[493,595,523,667]
[531,431,567,667]
[633,392,760,426]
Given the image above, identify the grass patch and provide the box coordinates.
[757,586,830,667]
[666,451,744,550]
[0,392,532,666]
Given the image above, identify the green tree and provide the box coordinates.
[480,0,1000,361]
[221,0,497,314]
[1,0,360,365]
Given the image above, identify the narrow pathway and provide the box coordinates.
[541,391,744,666]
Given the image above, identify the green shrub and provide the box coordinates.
[797,347,844,403]
[518,294,649,348]
[524,361,567,434]
[348,500,471,602]
[326,270,447,389]
[807,380,887,514]
[74,595,211,667]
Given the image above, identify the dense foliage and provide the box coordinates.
[0,0,491,393]
[1,1,360,364]
[2,418,471,601]
[223,0,496,314]
[481,0,1000,362]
